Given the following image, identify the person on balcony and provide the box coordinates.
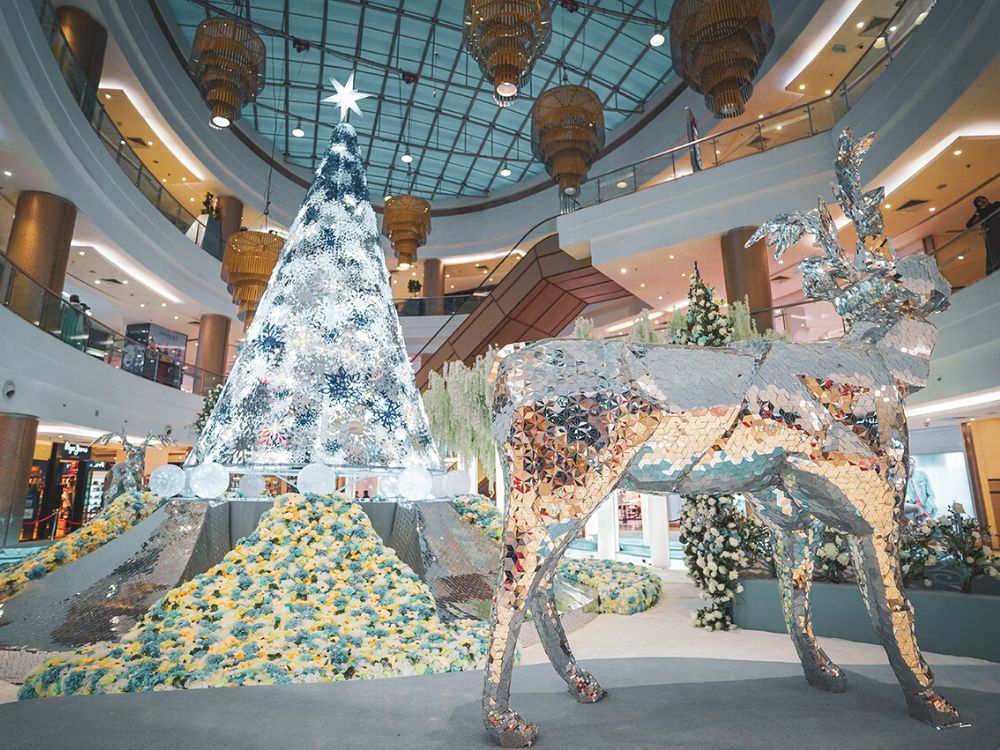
[965,195,1000,275]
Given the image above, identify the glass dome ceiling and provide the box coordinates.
[161,1,675,201]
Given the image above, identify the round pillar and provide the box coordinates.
[215,195,244,245]
[721,225,774,333]
[423,258,444,315]
[6,191,77,294]
[194,313,231,395]
[0,413,39,546]
[56,6,108,92]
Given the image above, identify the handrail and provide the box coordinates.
[0,252,224,397]
[408,217,560,365]
[30,0,220,258]
[569,0,929,213]
[393,294,482,317]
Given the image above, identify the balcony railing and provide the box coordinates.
[568,0,934,214]
[393,294,483,317]
[0,253,223,397]
[31,0,219,258]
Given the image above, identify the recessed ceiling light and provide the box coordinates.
[824,89,832,95]
[121,279,128,285]
[616,181,628,189]
[401,152,413,164]
[649,31,666,48]
[953,149,962,156]
[2,169,12,177]
[190,197,195,202]
[211,115,230,128]
[140,303,145,308]
[776,124,783,130]
[958,254,965,260]
[889,25,897,32]
[798,84,806,91]
[174,315,179,320]
[620,267,627,274]
[78,250,85,256]
[181,176,186,181]
[681,273,687,277]
[657,295,663,300]
[500,165,512,177]
[855,20,865,29]
[161,177,167,182]
[292,121,305,138]
[161,302,167,307]
[147,140,154,146]
[640,283,645,288]
[120,139,126,145]
[669,254,675,259]
[94,279,101,285]
[884,203,892,209]
[929,206,936,212]
[757,114,764,119]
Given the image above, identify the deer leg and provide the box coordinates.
[756,506,847,693]
[527,563,606,704]
[850,530,963,727]
[482,518,551,748]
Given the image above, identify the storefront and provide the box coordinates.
[20,441,107,542]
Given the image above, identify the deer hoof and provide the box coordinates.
[907,690,968,730]
[569,670,607,703]
[486,710,538,747]
[805,664,847,693]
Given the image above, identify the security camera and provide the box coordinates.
[2,380,14,400]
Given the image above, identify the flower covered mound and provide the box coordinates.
[0,492,162,602]
[19,494,488,700]
[450,494,662,615]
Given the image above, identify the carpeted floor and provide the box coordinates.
[3,656,999,749]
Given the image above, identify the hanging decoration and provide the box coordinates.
[188,17,266,129]
[463,0,552,106]
[530,84,605,208]
[221,230,284,329]
[382,195,431,270]
[668,0,775,118]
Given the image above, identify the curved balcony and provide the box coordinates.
[30,0,216,257]
[0,252,222,400]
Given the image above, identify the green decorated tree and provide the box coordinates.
[671,263,731,347]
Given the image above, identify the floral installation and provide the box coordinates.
[557,558,662,615]
[449,494,662,615]
[678,494,752,630]
[813,530,854,583]
[0,492,162,602]
[422,354,497,489]
[934,506,1000,593]
[19,494,488,700]
[900,518,938,588]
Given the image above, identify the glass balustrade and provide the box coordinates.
[570,0,932,214]
[32,0,214,254]
[0,253,224,397]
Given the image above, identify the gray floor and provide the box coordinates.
[3,657,999,749]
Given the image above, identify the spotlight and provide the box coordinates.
[292,120,305,138]
[649,31,665,48]
[210,115,230,129]
[500,164,512,177]
[401,152,413,164]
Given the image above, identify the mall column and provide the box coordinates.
[5,191,77,331]
[596,492,620,560]
[423,257,444,315]
[721,226,774,332]
[0,413,38,546]
[194,313,232,396]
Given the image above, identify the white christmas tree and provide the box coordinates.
[186,124,441,473]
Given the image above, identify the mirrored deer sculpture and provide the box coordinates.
[481,129,961,747]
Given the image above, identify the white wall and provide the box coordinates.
[0,306,201,441]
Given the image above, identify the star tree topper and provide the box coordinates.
[323,73,372,122]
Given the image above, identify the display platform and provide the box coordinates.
[3,657,998,749]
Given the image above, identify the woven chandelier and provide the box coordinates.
[382,196,431,270]
[531,85,605,204]
[669,0,775,119]
[463,0,552,107]
[221,230,284,328]
[188,17,266,129]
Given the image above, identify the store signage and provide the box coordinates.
[63,442,90,458]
